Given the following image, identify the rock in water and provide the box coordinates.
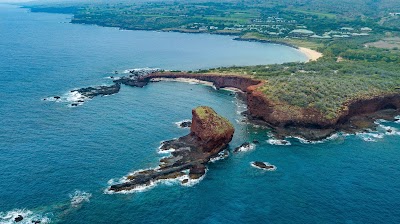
[233,142,251,153]
[251,161,276,171]
[109,106,234,192]
[179,121,192,128]
[14,215,23,222]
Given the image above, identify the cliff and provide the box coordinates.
[190,106,234,153]
[109,106,234,192]
[112,71,400,140]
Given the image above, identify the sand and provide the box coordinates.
[298,47,323,61]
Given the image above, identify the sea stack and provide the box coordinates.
[109,106,234,192]
[190,106,234,153]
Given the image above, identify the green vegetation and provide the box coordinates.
[205,60,400,119]
[194,106,233,135]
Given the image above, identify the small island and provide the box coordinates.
[108,106,234,192]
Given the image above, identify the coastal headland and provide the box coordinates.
[112,71,399,140]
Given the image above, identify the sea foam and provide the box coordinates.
[174,119,191,129]
[0,209,51,224]
[69,190,92,208]
[267,139,291,146]
[235,143,256,152]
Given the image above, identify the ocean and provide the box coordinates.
[1,4,400,224]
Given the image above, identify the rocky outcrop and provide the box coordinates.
[115,71,399,140]
[74,83,121,98]
[251,161,276,171]
[114,72,261,91]
[247,88,400,139]
[64,70,399,140]
[109,106,234,192]
[190,106,234,153]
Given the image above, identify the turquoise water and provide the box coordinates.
[1,4,400,224]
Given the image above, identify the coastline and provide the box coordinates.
[298,47,323,61]
[112,72,399,140]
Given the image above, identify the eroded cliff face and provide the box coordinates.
[114,71,400,140]
[190,106,234,154]
[147,72,261,91]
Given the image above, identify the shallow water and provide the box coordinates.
[1,4,400,224]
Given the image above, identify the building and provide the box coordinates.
[289,29,314,37]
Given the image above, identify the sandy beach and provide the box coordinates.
[298,47,323,61]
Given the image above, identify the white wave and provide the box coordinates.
[210,150,229,163]
[44,91,88,106]
[174,119,191,129]
[356,132,384,142]
[158,146,176,154]
[104,169,192,194]
[235,143,256,152]
[69,190,92,208]
[0,209,51,224]
[377,124,400,136]
[65,91,87,103]
[250,162,277,171]
[180,168,208,187]
[267,139,291,146]
[104,181,158,195]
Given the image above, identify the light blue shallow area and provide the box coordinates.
[1,4,400,224]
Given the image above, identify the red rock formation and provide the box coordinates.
[120,71,400,139]
[190,106,234,153]
[147,72,260,91]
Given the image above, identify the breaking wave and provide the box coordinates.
[267,139,291,146]
[0,209,51,224]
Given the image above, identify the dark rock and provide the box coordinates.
[252,161,276,170]
[189,164,206,179]
[75,83,121,98]
[252,139,260,144]
[15,215,23,222]
[71,103,78,107]
[180,121,192,128]
[32,221,41,224]
[387,129,393,133]
[181,179,189,184]
[234,142,251,153]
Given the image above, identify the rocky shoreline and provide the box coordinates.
[113,71,399,140]
[109,106,234,192]
[54,70,399,141]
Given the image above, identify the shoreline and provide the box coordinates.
[24,5,323,63]
[298,47,323,61]
[115,72,399,140]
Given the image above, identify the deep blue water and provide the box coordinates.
[1,4,400,224]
